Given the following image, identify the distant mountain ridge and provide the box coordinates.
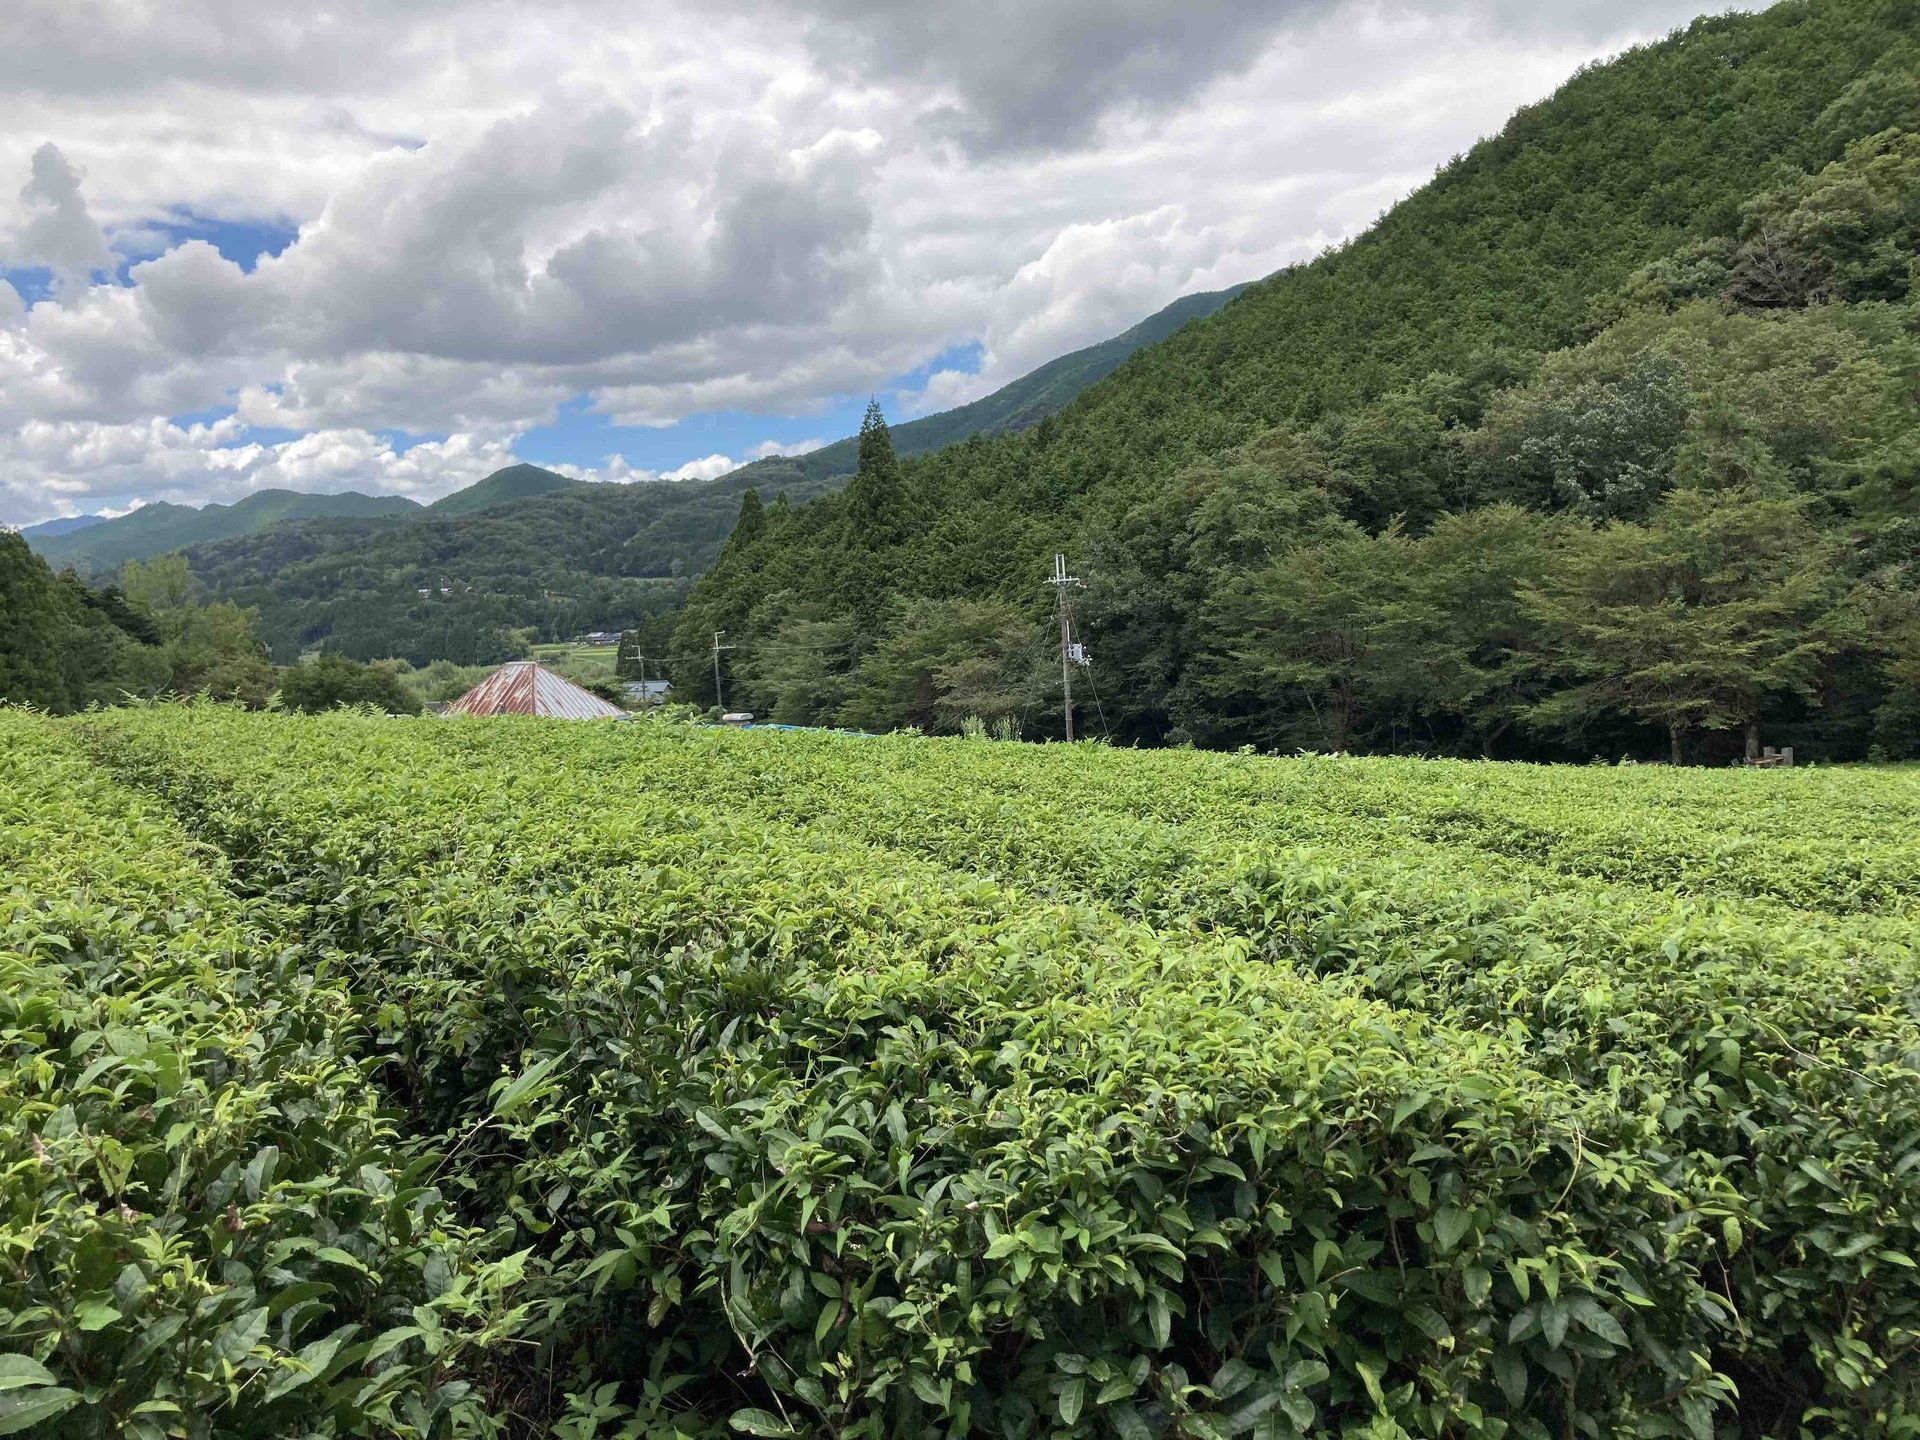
[17,514,106,539]
[29,488,423,573]
[733,283,1250,492]
[17,285,1238,585]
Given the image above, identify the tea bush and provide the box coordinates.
[7,709,1917,1437]
[0,714,525,1438]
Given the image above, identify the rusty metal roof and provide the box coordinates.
[443,661,627,720]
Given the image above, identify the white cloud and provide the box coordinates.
[657,453,737,482]
[751,437,824,459]
[0,416,515,522]
[549,435,829,490]
[1,142,114,282]
[0,0,1733,523]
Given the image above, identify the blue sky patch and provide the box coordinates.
[3,266,56,306]
[515,340,987,476]
[136,214,302,274]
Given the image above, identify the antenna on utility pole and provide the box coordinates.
[711,630,733,713]
[1046,553,1084,742]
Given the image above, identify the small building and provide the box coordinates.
[622,679,671,706]
[579,630,624,646]
[443,661,626,720]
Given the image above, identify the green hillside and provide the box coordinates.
[425,461,584,515]
[184,464,846,664]
[673,0,1920,764]
[30,488,421,573]
[739,283,1251,491]
[177,290,1249,663]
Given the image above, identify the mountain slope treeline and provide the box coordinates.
[673,0,1920,763]
[181,467,776,664]
[422,461,586,516]
[21,463,587,580]
[736,283,1251,492]
[137,288,1245,664]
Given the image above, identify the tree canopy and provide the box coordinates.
[669,2,1920,762]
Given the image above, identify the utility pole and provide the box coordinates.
[1046,554,1080,742]
[625,645,653,707]
[711,630,733,713]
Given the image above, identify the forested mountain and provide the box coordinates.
[30,487,421,572]
[166,290,1248,663]
[671,0,1920,764]
[184,464,839,664]
[22,464,577,580]
[424,462,585,515]
[736,283,1251,492]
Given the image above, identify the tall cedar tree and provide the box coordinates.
[731,487,767,550]
[841,401,908,631]
[844,401,906,546]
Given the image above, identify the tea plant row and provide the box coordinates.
[0,714,534,1438]
[8,708,1917,1438]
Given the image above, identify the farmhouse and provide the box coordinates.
[443,660,625,719]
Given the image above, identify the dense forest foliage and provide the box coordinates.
[178,473,769,664]
[674,0,1920,762]
[1,534,277,710]
[1,530,558,716]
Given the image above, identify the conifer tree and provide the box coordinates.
[844,400,906,549]
[841,400,910,633]
[0,532,170,711]
[731,487,767,550]
[0,532,83,710]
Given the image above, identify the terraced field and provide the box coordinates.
[6,709,1916,1439]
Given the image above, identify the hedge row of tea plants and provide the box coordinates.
[73,708,1728,1438]
[455,726,1920,1425]
[0,713,526,1438]
[558,727,1920,1426]
[573,727,1919,924]
[61,709,1920,1437]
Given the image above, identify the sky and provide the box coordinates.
[0,0,1740,527]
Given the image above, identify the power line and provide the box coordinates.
[1063,588,1111,741]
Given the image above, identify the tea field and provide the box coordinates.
[4,708,1917,1440]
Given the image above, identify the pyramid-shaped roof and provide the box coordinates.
[443,661,626,719]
